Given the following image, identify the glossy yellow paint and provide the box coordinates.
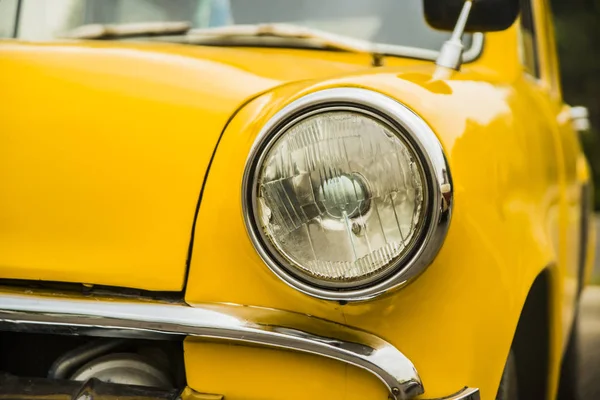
[184,341,387,400]
[0,1,592,399]
[0,40,391,290]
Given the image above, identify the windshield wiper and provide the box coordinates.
[186,23,384,65]
[61,21,192,40]
[61,22,384,66]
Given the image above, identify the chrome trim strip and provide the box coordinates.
[366,32,483,62]
[185,25,483,64]
[0,292,423,400]
[242,88,453,301]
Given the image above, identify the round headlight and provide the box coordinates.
[243,88,452,301]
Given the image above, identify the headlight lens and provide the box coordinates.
[257,111,425,286]
[244,89,452,301]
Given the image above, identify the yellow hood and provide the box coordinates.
[0,40,393,291]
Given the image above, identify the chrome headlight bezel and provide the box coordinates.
[242,88,452,301]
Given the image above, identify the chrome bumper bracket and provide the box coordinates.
[0,374,180,400]
[427,387,480,400]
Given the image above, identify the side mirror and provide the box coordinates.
[424,0,520,32]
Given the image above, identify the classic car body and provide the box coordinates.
[0,0,595,399]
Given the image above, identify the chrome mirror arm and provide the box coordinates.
[436,0,474,71]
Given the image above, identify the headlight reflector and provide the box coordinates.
[244,89,452,301]
[257,111,425,286]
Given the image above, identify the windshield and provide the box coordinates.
[10,0,473,53]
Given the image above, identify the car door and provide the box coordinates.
[539,0,592,301]
[525,0,587,348]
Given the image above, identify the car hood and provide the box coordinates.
[0,40,411,291]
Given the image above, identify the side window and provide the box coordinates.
[0,0,19,38]
[519,0,541,78]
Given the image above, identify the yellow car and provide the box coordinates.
[0,0,595,399]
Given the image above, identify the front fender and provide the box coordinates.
[183,68,561,400]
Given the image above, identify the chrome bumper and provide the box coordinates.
[0,291,479,400]
[0,375,479,400]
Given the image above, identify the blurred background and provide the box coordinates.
[551,1,600,396]
[552,0,600,210]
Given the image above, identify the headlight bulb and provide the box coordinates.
[316,173,371,220]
